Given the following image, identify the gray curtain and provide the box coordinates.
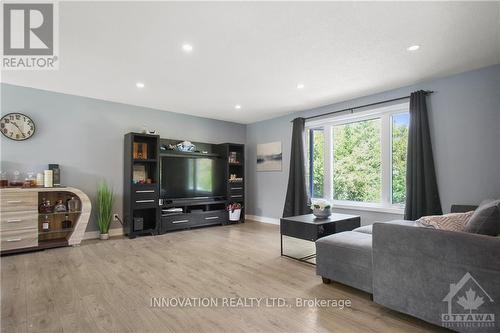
[404,91,442,220]
[283,118,312,217]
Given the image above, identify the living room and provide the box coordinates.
[1,1,499,333]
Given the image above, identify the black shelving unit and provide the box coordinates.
[124,134,245,237]
[123,133,160,238]
[222,143,245,223]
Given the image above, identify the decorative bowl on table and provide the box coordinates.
[313,207,332,219]
[311,200,332,219]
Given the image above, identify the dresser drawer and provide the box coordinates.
[229,185,244,193]
[228,193,244,201]
[161,214,194,232]
[0,191,38,212]
[132,184,157,194]
[1,228,38,251]
[0,211,38,231]
[133,198,158,209]
[196,211,227,226]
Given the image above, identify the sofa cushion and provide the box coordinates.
[316,231,372,267]
[316,231,373,293]
[352,220,417,235]
[464,199,500,236]
[352,225,373,234]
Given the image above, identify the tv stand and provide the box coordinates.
[123,133,245,237]
[160,198,229,232]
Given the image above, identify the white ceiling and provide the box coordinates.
[2,1,500,124]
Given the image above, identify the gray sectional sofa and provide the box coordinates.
[316,205,500,332]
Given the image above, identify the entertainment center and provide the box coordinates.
[123,133,244,238]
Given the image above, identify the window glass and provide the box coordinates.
[332,119,381,203]
[310,129,325,198]
[392,113,410,204]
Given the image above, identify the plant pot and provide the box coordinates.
[229,209,241,221]
[313,207,332,219]
[99,233,109,240]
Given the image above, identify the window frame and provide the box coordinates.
[306,102,409,214]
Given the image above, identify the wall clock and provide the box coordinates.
[0,113,36,141]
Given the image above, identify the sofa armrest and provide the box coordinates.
[372,223,500,331]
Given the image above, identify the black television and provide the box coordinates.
[161,156,225,200]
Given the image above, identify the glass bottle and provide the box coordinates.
[39,197,47,213]
[0,171,8,188]
[62,215,72,229]
[54,199,67,213]
[27,171,36,187]
[42,215,50,232]
[41,200,54,213]
[23,171,35,188]
[10,170,23,187]
[36,173,44,187]
[67,197,80,212]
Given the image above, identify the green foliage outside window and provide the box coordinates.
[312,130,324,198]
[392,114,409,204]
[309,113,408,204]
[333,119,381,202]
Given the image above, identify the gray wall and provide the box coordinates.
[0,84,246,232]
[246,64,500,225]
[2,64,499,231]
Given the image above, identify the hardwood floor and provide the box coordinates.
[1,220,448,333]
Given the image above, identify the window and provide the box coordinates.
[333,118,381,203]
[391,113,410,204]
[307,103,409,212]
[306,129,325,198]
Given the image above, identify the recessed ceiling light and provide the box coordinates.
[297,83,305,89]
[136,82,145,88]
[182,44,193,52]
[234,105,242,110]
[407,45,420,51]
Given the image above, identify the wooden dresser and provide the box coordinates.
[0,187,91,255]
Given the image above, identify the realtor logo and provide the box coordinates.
[2,1,58,69]
[442,272,495,329]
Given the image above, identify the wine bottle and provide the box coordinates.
[42,215,50,232]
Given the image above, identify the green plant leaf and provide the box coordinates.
[96,181,114,234]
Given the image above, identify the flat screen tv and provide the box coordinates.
[161,156,225,200]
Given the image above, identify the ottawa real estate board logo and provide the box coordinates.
[442,272,495,329]
[2,1,59,70]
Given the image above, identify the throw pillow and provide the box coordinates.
[416,211,474,232]
[464,199,500,236]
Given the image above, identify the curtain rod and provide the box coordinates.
[294,90,434,122]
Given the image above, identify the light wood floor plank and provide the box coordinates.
[2,221,448,333]
[0,255,27,333]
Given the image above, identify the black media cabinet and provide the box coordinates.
[123,133,245,238]
[160,198,228,233]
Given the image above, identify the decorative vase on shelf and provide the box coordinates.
[311,200,332,219]
[227,203,242,222]
[67,196,80,212]
[313,207,332,219]
[39,199,54,213]
[54,199,67,213]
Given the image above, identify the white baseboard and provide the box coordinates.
[245,214,280,225]
[83,227,124,240]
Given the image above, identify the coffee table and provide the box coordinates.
[280,213,361,264]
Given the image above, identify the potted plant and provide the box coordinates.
[311,199,332,219]
[97,181,114,240]
[227,202,242,222]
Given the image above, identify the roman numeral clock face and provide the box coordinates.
[0,113,36,141]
